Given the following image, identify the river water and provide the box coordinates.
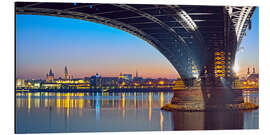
[15,90,258,133]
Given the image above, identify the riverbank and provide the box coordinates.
[16,88,173,93]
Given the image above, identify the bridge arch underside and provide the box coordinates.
[16,2,256,87]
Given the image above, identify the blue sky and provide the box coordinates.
[235,8,259,76]
[16,7,259,79]
[16,14,177,79]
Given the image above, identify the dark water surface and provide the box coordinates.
[16,91,258,133]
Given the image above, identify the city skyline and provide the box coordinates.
[16,9,258,80]
[18,65,174,80]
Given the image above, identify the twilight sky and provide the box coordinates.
[235,8,259,77]
[16,8,259,80]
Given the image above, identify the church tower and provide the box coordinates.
[46,68,54,82]
[247,67,250,76]
[64,66,70,80]
[252,65,255,74]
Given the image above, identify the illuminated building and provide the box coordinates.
[64,66,71,80]
[16,78,25,88]
[123,74,132,81]
[26,81,32,88]
[252,65,256,74]
[133,70,142,79]
[101,77,118,86]
[118,73,124,79]
[33,82,41,89]
[88,73,102,88]
[133,70,144,84]
[55,79,86,84]
[246,74,259,88]
[42,78,90,90]
[41,83,61,89]
[247,67,250,77]
[46,68,54,82]
[159,81,165,85]
[241,67,259,89]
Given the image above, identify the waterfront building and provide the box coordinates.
[88,73,102,88]
[123,74,132,81]
[33,82,41,89]
[26,81,33,88]
[118,72,124,79]
[55,78,87,84]
[101,77,118,87]
[41,83,61,89]
[16,78,25,88]
[241,67,259,89]
[246,73,259,88]
[46,68,54,82]
[133,70,143,84]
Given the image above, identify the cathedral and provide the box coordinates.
[46,68,54,82]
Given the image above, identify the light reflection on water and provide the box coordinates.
[16,91,258,133]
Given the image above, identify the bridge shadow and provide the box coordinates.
[200,86,244,108]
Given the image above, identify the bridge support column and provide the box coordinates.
[182,78,199,88]
[162,85,258,111]
[202,87,244,108]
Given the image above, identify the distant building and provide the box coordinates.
[101,77,118,86]
[33,82,41,89]
[88,73,102,88]
[247,74,259,82]
[123,74,132,80]
[133,70,143,82]
[252,65,256,74]
[41,83,61,89]
[118,72,124,79]
[46,68,54,82]
[241,66,259,89]
[16,78,25,88]
[64,66,70,80]
[247,67,250,77]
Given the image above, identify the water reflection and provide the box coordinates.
[172,90,258,130]
[16,91,258,133]
[243,91,259,105]
[172,111,246,130]
[160,111,164,131]
[149,92,152,121]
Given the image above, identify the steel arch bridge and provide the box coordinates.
[15,2,256,87]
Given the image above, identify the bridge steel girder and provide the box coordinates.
[15,2,256,87]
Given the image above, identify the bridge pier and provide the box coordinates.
[162,78,258,111]
[182,78,200,88]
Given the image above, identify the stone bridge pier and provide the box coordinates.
[162,77,257,111]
